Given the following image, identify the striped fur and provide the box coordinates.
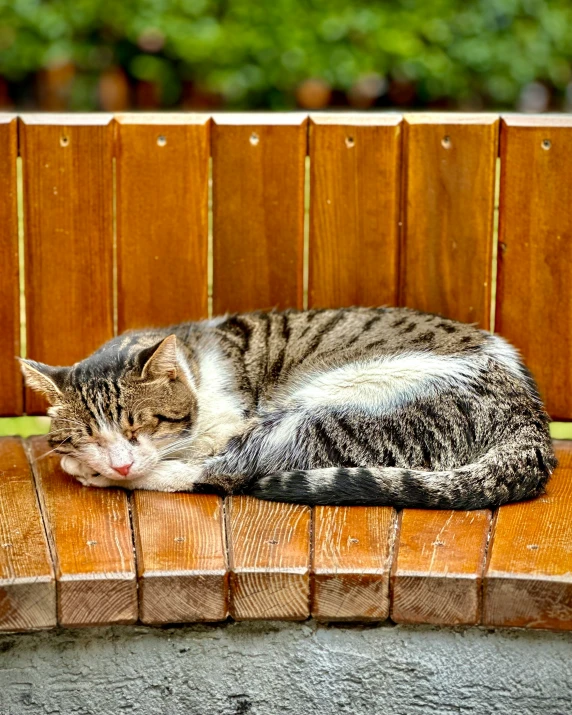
[20,307,556,509]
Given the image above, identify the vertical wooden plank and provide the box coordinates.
[308,118,402,621]
[226,496,311,620]
[0,438,55,632]
[392,509,492,626]
[212,114,307,313]
[0,116,21,416]
[307,118,401,622]
[28,437,137,627]
[312,506,396,621]
[483,441,572,630]
[496,116,572,419]
[213,117,311,622]
[20,115,113,414]
[309,114,402,309]
[401,114,499,328]
[115,115,210,331]
[132,491,227,624]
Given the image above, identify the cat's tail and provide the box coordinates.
[248,439,557,509]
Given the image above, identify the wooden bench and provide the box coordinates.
[1,112,571,633]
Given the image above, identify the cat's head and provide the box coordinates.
[20,334,197,481]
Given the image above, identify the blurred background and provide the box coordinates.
[1,0,571,113]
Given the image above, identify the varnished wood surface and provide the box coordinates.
[312,505,396,620]
[115,116,210,331]
[0,438,55,631]
[0,437,571,630]
[0,117,21,416]
[401,114,498,328]
[496,117,572,419]
[226,496,311,620]
[132,491,227,624]
[308,115,401,309]
[212,116,307,313]
[20,115,114,414]
[483,441,572,630]
[28,437,136,627]
[392,509,492,625]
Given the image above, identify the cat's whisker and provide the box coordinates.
[34,436,72,461]
[50,417,87,428]
[157,439,195,457]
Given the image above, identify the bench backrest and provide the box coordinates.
[1,112,571,418]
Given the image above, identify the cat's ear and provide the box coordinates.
[19,359,67,405]
[140,335,180,381]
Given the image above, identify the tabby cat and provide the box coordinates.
[20,307,556,509]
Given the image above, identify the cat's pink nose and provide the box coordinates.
[112,463,133,477]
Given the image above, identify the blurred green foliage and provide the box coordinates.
[0,416,50,438]
[0,0,571,109]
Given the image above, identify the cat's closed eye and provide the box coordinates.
[154,413,192,424]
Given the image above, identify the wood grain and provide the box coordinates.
[212,114,307,313]
[131,491,227,624]
[27,437,137,627]
[312,505,396,621]
[496,116,572,419]
[483,441,572,630]
[401,114,498,328]
[115,115,210,331]
[0,438,55,631]
[20,115,114,414]
[226,496,311,620]
[309,115,402,309]
[0,116,21,416]
[392,508,492,625]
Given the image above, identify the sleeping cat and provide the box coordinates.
[20,307,556,509]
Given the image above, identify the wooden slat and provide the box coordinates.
[392,509,492,626]
[312,505,396,621]
[0,117,21,416]
[401,114,498,328]
[496,116,572,419]
[483,441,572,630]
[20,115,114,414]
[212,114,307,313]
[115,115,210,331]
[0,438,55,631]
[309,115,402,309]
[131,491,227,624]
[307,118,402,622]
[226,496,311,620]
[28,437,137,627]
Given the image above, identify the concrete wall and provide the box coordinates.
[0,621,571,715]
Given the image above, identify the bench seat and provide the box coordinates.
[1,435,570,632]
[2,111,572,637]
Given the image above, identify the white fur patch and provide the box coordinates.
[256,412,306,471]
[482,334,525,380]
[191,343,248,455]
[280,353,481,414]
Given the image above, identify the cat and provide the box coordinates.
[20,306,556,509]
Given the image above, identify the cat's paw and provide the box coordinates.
[61,455,98,481]
[77,474,117,489]
[61,455,118,488]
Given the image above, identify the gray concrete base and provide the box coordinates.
[0,621,571,715]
